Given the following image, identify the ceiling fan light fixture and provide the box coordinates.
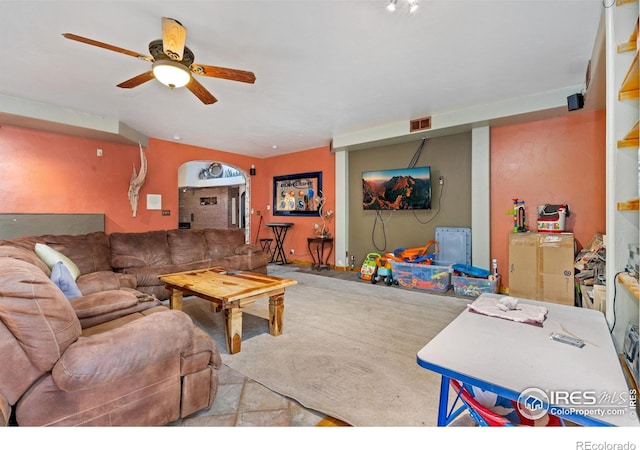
[152,59,190,89]
[408,0,419,13]
[386,0,398,12]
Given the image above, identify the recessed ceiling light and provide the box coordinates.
[272,145,278,149]
[173,135,182,141]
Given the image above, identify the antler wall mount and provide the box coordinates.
[63,17,255,105]
[128,143,148,218]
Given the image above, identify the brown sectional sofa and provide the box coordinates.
[0,227,268,301]
[0,227,267,426]
[109,228,268,300]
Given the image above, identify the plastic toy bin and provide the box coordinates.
[452,275,501,298]
[390,260,452,293]
[435,227,471,265]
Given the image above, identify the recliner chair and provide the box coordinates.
[0,257,221,426]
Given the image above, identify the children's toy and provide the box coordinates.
[537,204,569,233]
[391,259,452,292]
[393,240,439,264]
[508,198,527,232]
[452,264,491,279]
[371,254,396,286]
[451,264,500,298]
[359,253,380,281]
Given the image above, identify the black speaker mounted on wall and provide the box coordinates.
[567,93,584,111]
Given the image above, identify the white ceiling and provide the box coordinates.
[0,0,603,158]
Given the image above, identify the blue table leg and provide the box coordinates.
[438,375,450,426]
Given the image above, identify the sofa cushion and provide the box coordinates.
[0,245,51,276]
[43,232,112,275]
[167,229,208,265]
[203,228,245,259]
[35,243,81,280]
[69,290,140,319]
[76,271,125,295]
[218,253,269,272]
[124,261,213,287]
[0,236,45,254]
[0,258,81,372]
[110,230,172,269]
[77,298,163,330]
[52,310,193,391]
[50,261,83,299]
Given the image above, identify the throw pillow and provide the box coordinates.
[35,243,81,280]
[50,261,83,299]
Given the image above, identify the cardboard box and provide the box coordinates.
[508,232,538,298]
[509,232,575,305]
[538,233,575,305]
[592,284,606,312]
[580,284,606,312]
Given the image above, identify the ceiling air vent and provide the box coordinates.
[410,116,432,132]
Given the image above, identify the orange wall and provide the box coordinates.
[1,109,603,277]
[0,125,254,232]
[490,110,606,289]
[255,146,335,265]
[0,124,333,265]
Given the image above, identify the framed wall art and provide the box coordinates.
[273,172,322,216]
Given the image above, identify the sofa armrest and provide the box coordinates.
[115,272,137,289]
[234,243,263,256]
[181,325,222,375]
[69,290,140,319]
[52,310,193,391]
[220,246,269,272]
[77,271,137,296]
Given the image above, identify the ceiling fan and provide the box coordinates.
[63,17,256,105]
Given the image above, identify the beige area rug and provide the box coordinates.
[181,270,470,426]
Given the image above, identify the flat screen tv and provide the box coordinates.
[362,166,431,210]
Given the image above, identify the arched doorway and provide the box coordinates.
[177,161,251,243]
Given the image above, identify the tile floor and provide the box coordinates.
[170,364,327,426]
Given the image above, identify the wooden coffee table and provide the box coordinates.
[159,267,297,354]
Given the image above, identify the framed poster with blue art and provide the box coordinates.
[273,172,322,216]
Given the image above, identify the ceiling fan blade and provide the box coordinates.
[191,64,256,84]
[62,33,153,61]
[162,17,187,61]
[186,77,218,105]
[117,71,155,89]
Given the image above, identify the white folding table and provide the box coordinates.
[416,293,639,427]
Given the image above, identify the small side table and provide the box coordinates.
[266,222,294,265]
[307,237,334,271]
